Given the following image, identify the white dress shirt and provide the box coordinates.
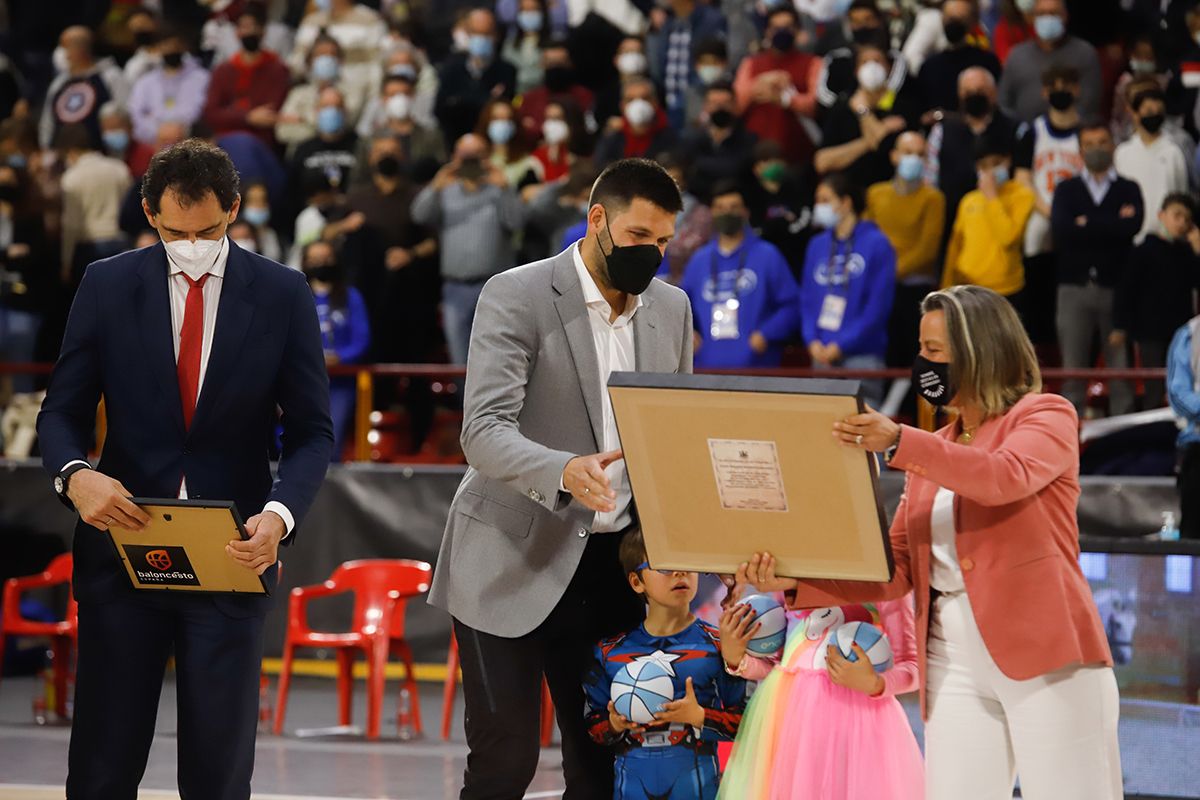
[1082,167,1117,207]
[571,242,641,533]
[63,236,295,534]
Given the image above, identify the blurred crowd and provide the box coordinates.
[2,0,1200,455]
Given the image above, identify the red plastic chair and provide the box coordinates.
[441,631,555,746]
[274,559,432,740]
[0,554,78,717]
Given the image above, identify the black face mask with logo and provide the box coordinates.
[912,355,955,406]
[597,214,662,295]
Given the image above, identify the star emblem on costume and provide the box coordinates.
[632,650,681,676]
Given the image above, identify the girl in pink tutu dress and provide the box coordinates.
[716,596,924,800]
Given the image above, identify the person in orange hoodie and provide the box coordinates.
[734,285,1121,800]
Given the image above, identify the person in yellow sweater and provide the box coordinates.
[865,130,945,367]
[942,133,1035,299]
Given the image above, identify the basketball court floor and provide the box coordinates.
[0,674,567,799]
[3,671,1198,798]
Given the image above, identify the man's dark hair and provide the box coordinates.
[1076,120,1112,141]
[618,528,649,575]
[1130,87,1166,113]
[819,171,865,215]
[238,0,268,27]
[1041,62,1081,88]
[709,178,745,205]
[694,37,727,62]
[973,127,1013,161]
[53,123,93,154]
[849,0,881,16]
[766,6,801,27]
[1163,192,1196,215]
[589,158,683,215]
[142,138,241,215]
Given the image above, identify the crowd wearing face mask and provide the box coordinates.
[8,0,1200,458]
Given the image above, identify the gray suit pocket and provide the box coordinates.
[457,490,536,539]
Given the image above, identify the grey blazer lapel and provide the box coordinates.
[633,290,656,371]
[551,250,604,450]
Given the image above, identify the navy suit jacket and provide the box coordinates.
[37,240,334,616]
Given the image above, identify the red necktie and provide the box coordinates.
[177,273,211,429]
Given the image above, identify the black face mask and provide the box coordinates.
[770,29,796,52]
[307,264,341,284]
[943,18,968,45]
[133,31,156,48]
[1140,112,1165,134]
[0,184,19,204]
[375,155,402,177]
[163,51,184,69]
[851,26,883,46]
[962,92,992,118]
[1047,89,1074,111]
[597,214,662,295]
[713,213,744,236]
[912,355,955,406]
[544,66,574,93]
[241,34,262,53]
[708,108,735,129]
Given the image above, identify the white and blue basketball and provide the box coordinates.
[611,659,676,725]
[741,593,787,656]
[832,621,893,673]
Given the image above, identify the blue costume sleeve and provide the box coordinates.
[584,640,624,746]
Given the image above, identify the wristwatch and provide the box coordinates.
[54,463,92,512]
[883,428,903,465]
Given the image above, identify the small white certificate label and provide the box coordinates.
[707,439,789,512]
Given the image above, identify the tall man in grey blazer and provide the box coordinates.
[428,159,694,799]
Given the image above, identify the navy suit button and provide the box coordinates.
[577,528,588,538]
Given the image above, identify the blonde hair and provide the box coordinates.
[920,285,1041,418]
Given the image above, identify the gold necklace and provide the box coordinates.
[958,424,978,444]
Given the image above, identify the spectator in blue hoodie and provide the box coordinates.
[302,240,370,461]
[799,171,896,406]
[680,180,799,368]
[1167,314,1200,539]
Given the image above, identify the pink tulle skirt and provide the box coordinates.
[767,669,924,800]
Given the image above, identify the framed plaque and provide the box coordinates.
[608,373,893,581]
[107,499,270,595]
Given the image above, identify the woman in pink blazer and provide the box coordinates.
[740,285,1121,800]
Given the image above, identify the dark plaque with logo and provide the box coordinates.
[107,499,270,594]
[122,545,202,586]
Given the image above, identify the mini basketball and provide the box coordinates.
[742,593,787,655]
[611,659,676,725]
[832,621,893,673]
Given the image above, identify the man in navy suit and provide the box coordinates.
[37,139,333,799]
